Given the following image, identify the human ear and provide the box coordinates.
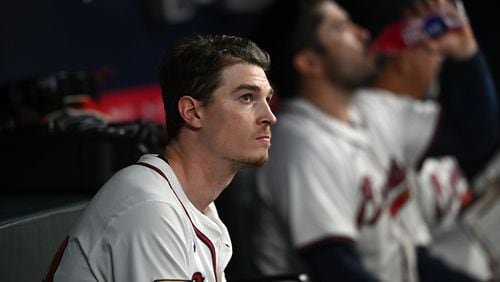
[178,96,203,129]
[293,50,323,77]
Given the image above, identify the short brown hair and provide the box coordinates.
[158,34,270,143]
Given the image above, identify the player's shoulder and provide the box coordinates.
[354,88,408,111]
[274,99,355,148]
[90,168,168,208]
[72,155,187,233]
[115,154,173,185]
[355,88,438,113]
[107,198,192,236]
[72,179,193,252]
[266,107,354,176]
[273,100,319,137]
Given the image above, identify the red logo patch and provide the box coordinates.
[191,272,204,282]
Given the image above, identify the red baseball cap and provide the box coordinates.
[370,20,410,56]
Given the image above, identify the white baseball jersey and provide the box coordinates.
[356,89,493,281]
[354,88,441,248]
[412,156,492,281]
[256,97,436,282]
[413,156,471,233]
[46,154,232,282]
[353,88,440,171]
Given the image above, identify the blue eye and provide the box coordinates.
[240,94,253,103]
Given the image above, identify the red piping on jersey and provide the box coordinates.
[297,236,355,254]
[430,173,445,220]
[43,236,69,282]
[135,161,219,282]
[389,189,410,217]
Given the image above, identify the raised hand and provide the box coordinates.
[405,0,478,60]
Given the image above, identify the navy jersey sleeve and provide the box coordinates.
[300,241,381,282]
[425,51,499,180]
[417,248,481,282]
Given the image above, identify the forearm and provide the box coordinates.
[417,247,481,282]
[427,51,499,178]
[300,241,380,282]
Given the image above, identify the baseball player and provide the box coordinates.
[251,0,418,281]
[353,0,498,280]
[43,34,276,282]
[257,98,423,281]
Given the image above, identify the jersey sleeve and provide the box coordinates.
[258,128,360,249]
[98,201,193,281]
[429,52,499,179]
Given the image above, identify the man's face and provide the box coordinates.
[404,42,444,95]
[198,63,276,168]
[315,1,376,90]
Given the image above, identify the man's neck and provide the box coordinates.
[372,69,425,100]
[164,139,237,214]
[300,81,354,123]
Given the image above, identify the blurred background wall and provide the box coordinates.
[1,0,497,93]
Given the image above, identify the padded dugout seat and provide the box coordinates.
[0,194,89,281]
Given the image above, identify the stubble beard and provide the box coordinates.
[328,65,376,91]
[229,152,270,170]
[247,154,269,167]
[324,54,376,91]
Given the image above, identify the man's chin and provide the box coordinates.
[248,156,269,167]
[235,155,269,168]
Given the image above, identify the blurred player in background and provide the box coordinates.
[360,0,499,280]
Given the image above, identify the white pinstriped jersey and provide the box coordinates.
[51,154,232,282]
[256,94,439,282]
